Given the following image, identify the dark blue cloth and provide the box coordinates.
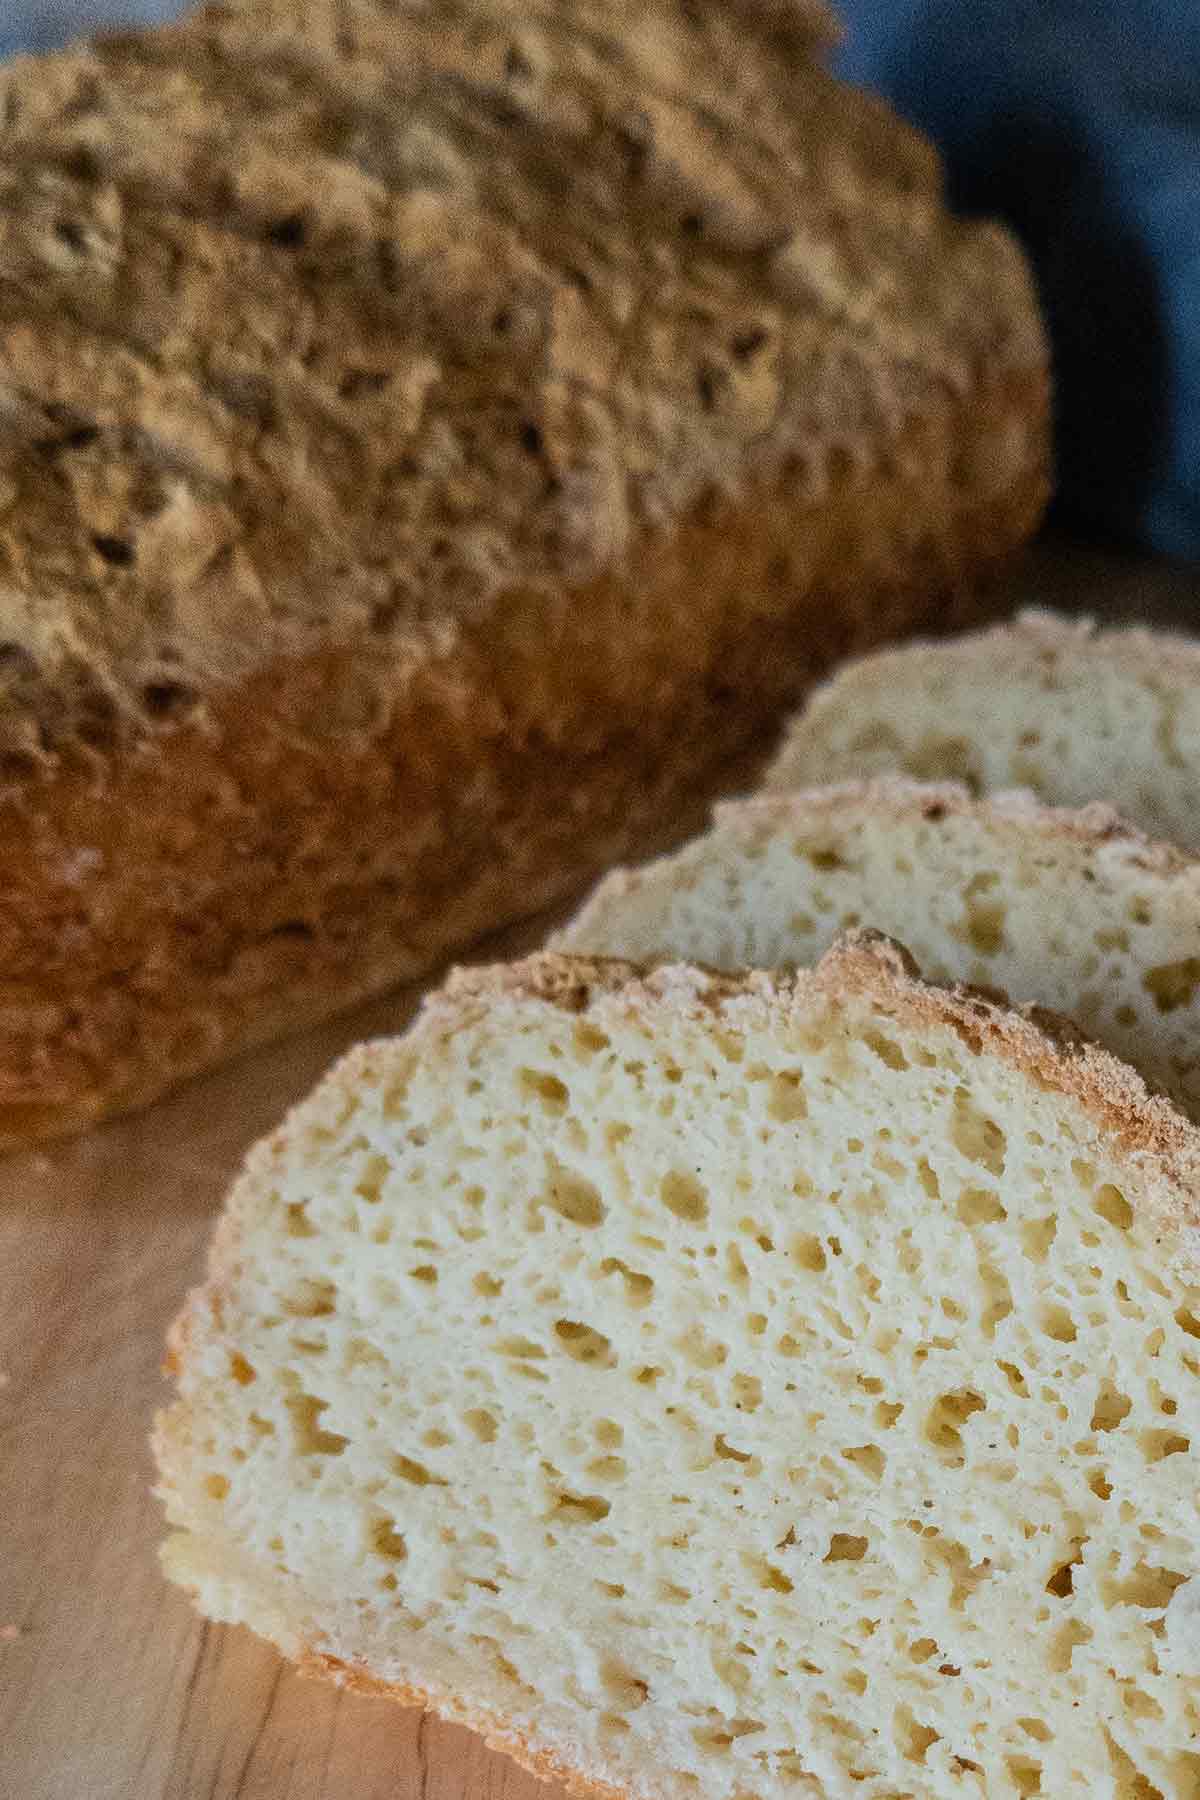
[0,2,181,61]
[834,0,1200,560]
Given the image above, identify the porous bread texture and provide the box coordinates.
[765,610,1200,846]
[556,779,1200,1121]
[157,940,1200,1800]
[0,0,1048,1145]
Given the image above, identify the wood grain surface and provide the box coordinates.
[3,539,1198,1800]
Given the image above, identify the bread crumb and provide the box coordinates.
[157,941,1200,1799]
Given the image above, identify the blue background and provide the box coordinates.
[0,0,180,60]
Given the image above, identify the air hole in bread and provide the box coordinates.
[661,1171,709,1225]
[287,1393,348,1456]
[1143,959,1200,1015]
[554,1320,615,1366]
[1092,1382,1134,1432]
[545,1161,606,1228]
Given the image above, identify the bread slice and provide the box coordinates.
[0,0,1048,1149]
[156,939,1200,1800]
[555,780,1200,1121]
[764,611,1200,845]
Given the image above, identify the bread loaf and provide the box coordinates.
[765,611,1200,841]
[557,779,1200,1120]
[156,938,1200,1800]
[0,0,1047,1148]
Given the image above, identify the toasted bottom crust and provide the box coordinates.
[300,1650,639,1800]
[0,370,1047,1149]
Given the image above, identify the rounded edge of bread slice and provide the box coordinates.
[558,774,1200,942]
[555,776,1200,1121]
[155,937,1200,1800]
[424,935,1200,1209]
[762,608,1200,844]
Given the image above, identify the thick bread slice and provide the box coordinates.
[764,610,1200,843]
[555,780,1200,1120]
[156,939,1200,1800]
[0,0,1048,1149]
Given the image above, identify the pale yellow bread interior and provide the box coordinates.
[556,779,1200,1121]
[766,610,1200,848]
[157,939,1200,1800]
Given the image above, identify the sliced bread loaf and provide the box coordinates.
[764,610,1200,844]
[156,939,1200,1800]
[555,780,1200,1120]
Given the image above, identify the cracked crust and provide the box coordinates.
[162,925,1200,1403]
[0,0,1044,758]
[0,0,1047,1146]
[434,939,1200,1236]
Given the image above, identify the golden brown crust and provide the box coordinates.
[299,1651,637,1800]
[0,0,1048,1146]
[0,0,1043,757]
[0,417,1042,1150]
[812,935,1200,1189]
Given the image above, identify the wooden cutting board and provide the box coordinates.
[3,539,1198,1800]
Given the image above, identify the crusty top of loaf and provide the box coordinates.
[0,0,1043,767]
